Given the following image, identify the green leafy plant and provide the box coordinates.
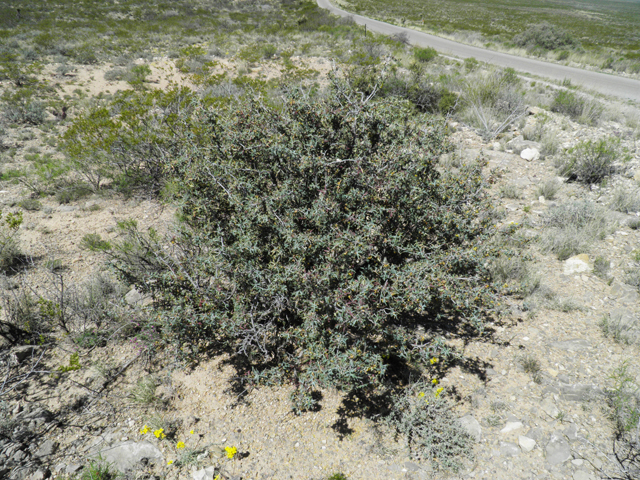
[58,352,81,373]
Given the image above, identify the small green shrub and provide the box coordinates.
[551,90,602,124]
[18,198,42,211]
[327,474,348,480]
[538,200,611,259]
[535,178,561,200]
[629,218,640,230]
[81,459,120,480]
[610,187,640,214]
[461,69,527,140]
[608,363,640,434]
[499,183,521,199]
[386,381,473,471]
[558,137,623,185]
[0,210,22,272]
[593,256,611,280]
[1,90,46,125]
[126,64,152,89]
[414,46,437,63]
[80,233,112,252]
[131,376,157,405]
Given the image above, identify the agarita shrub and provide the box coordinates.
[110,81,498,411]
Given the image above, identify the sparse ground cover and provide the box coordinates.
[0,0,640,479]
[334,0,640,75]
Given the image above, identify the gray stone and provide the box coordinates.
[29,469,50,480]
[34,440,58,458]
[541,397,559,419]
[500,441,520,457]
[549,339,591,352]
[519,435,536,452]
[458,415,482,442]
[403,461,421,472]
[12,449,26,462]
[559,384,602,402]
[93,441,163,473]
[546,431,572,466]
[58,205,77,212]
[192,466,216,480]
[563,423,579,442]
[610,280,640,304]
[66,464,82,475]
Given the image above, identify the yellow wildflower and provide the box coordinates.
[431,378,439,385]
[154,428,166,439]
[176,441,185,449]
[225,446,238,459]
[435,387,444,397]
[167,460,173,465]
[140,425,149,435]
[430,357,439,365]
[190,429,195,435]
[418,392,425,398]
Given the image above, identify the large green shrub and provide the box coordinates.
[110,82,498,410]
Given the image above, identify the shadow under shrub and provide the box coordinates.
[109,80,499,412]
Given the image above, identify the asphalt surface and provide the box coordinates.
[316,0,640,103]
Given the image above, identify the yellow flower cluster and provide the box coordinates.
[176,441,185,449]
[430,357,439,365]
[225,446,238,459]
[154,428,166,439]
[435,387,444,397]
[140,425,149,435]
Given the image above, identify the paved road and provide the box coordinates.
[317,0,640,102]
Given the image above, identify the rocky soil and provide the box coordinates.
[1,61,640,480]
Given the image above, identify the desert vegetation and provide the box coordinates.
[0,0,639,479]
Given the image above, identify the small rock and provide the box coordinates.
[521,147,540,161]
[563,254,592,275]
[519,435,536,452]
[458,415,482,442]
[192,466,216,480]
[546,431,572,466]
[500,441,520,457]
[12,345,37,363]
[501,421,524,433]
